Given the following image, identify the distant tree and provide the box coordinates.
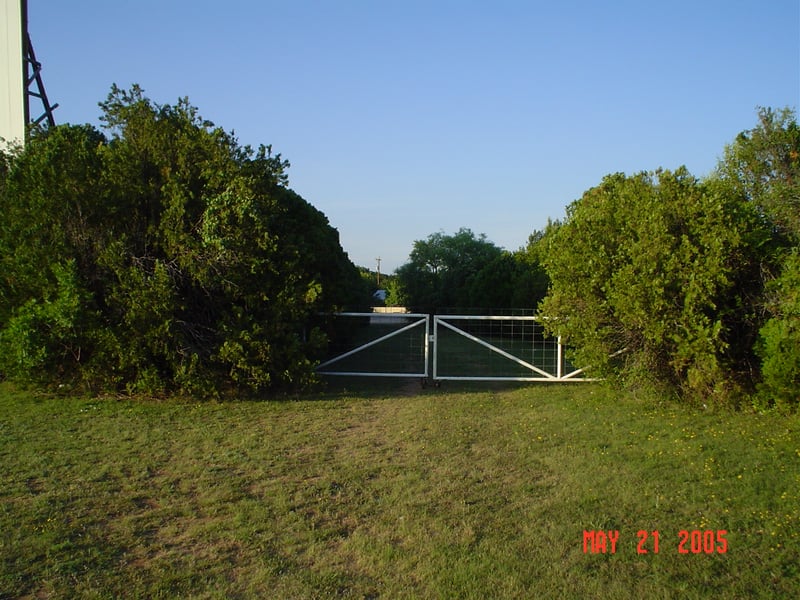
[0,85,364,395]
[395,228,503,310]
[467,242,550,310]
[356,266,391,307]
[511,225,557,308]
[382,276,403,307]
[467,252,520,309]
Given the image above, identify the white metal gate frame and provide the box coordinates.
[316,312,597,382]
[315,312,430,378]
[432,315,594,382]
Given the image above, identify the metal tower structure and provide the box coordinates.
[22,0,57,130]
[25,28,58,128]
[1,0,57,146]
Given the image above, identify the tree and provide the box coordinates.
[537,108,800,409]
[539,168,768,403]
[715,107,800,409]
[356,266,396,307]
[755,249,800,410]
[716,107,800,242]
[467,245,550,310]
[0,124,106,384]
[511,224,557,309]
[467,252,520,309]
[0,85,365,395]
[395,227,551,312]
[395,228,503,310]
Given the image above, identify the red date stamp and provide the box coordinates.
[583,529,728,554]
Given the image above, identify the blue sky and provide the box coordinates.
[27,0,799,272]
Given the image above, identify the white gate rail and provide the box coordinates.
[432,315,595,382]
[315,313,429,378]
[315,312,596,382]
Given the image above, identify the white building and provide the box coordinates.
[0,0,26,149]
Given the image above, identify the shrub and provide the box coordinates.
[539,168,768,405]
[0,86,364,395]
[756,249,800,410]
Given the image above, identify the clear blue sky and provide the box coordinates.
[28,0,799,273]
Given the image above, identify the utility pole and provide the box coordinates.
[375,257,381,287]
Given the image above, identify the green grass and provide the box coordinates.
[1,380,799,599]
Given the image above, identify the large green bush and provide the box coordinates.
[539,108,799,409]
[0,86,365,395]
[756,249,800,410]
[539,168,768,404]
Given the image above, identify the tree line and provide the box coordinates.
[0,86,371,397]
[394,107,799,410]
[1,88,797,409]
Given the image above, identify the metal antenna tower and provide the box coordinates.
[22,1,58,129]
[25,31,58,127]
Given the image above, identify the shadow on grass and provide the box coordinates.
[314,375,566,400]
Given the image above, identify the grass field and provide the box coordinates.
[1,380,799,599]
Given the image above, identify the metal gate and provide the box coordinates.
[316,312,594,382]
[315,312,430,378]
